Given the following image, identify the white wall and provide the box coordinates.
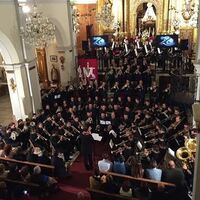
[37,0,76,86]
[0,1,41,120]
[0,0,24,63]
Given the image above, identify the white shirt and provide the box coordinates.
[98,159,112,173]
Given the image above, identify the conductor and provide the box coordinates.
[80,123,94,170]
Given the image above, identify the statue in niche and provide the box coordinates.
[51,64,60,84]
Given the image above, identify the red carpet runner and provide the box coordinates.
[48,141,108,200]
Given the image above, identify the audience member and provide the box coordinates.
[98,153,112,173]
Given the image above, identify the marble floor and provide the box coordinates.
[0,95,12,126]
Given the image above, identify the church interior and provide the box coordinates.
[0,0,200,199]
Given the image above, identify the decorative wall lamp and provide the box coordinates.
[60,56,65,71]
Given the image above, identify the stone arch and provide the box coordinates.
[0,30,20,64]
[130,0,163,35]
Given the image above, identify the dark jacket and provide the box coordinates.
[80,134,93,155]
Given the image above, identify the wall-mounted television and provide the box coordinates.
[91,35,109,48]
[154,35,178,48]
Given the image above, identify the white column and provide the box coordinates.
[4,63,34,120]
[25,60,41,113]
[192,64,200,200]
[195,2,200,63]
[2,62,41,121]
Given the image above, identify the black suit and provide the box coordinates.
[161,168,188,199]
[80,133,93,170]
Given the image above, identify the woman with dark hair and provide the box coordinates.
[100,174,119,194]
[120,180,132,197]
[113,153,126,175]
[131,162,144,178]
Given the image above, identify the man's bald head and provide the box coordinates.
[168,160,176,169]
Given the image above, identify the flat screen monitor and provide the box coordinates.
[91,35,109,48]
[155,35,178,48]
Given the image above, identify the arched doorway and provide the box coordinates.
[136,3,156,35]
[0,53,12,125]
[129,0,163,35]
[0,30,22,123]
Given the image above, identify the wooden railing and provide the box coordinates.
[0,157,54,174]
[0,177,40,200]
[87,188,137,200]
[105,171,176,187]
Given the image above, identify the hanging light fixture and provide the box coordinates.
[96,0,114,29]
[71,5,80,34]
[21,4,56,48]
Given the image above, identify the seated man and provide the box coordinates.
[98,153,113,173]
[161,160,187,199]
[145,160,162,181]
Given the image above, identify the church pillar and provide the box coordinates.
[2,60,41,121]
[125,0,130,35]
[162,0,170,33]
[195,3,200,63]
[192,65,200,200]
[25,60,41,113]
[4,63,33,120]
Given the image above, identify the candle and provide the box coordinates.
[137,42,140,49]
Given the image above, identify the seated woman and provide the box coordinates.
[100,174,119,194]
[119,180,133,197]
[89,168,101,190]
[113,153,126,175]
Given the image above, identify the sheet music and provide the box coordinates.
[109,130,117,138]
[137,141,143,150]
[144,45,148,54]
[106,121,111,125]
[157,48,161,54]
[138,127,142,136]
[92,133,102,141]
[109,139,114,149]
[134,48,138,57]
[100,120,106,125]
[168,148,175,157]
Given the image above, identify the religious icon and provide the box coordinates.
[51,64,60,83]
[9,78,17,92]
[50,55,58,62]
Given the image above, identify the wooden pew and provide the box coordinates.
[87,188,137,200]
[87,172,175,200]
[0,178,40,199]
[105,171,176,187]
[0,157,55,175]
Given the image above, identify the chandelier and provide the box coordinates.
[72,6,80,34]
[96,0,114,29]
[142,3,156,23]
[22,5,55,48]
